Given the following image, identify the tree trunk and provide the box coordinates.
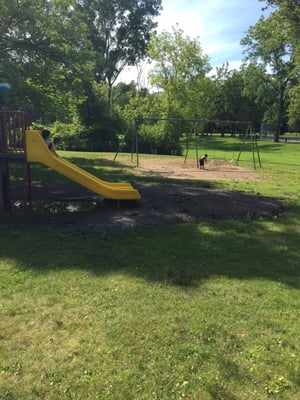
[108,83,112,114]
[274,80,288,142]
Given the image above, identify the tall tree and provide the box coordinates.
[148,25,211,117]
[261,0,300,130]
[145,26,212,152]
[77,0,162,105]
[241,62,275,128]
[241,11,294,140]
[0,0,91,121]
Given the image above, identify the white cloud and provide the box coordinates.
[117,0,271,84]
[157,0,270,66]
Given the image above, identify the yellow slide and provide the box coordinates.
[25,130,141,200]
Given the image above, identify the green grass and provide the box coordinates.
[1,140,300,399]
[185,136,300,167]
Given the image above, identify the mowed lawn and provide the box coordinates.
[1,140,300,399]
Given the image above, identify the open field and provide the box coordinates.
[1,140,300,399]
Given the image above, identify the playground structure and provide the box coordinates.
[0,110,29,209]
[114,117,262,169]
[0,110,141,210]
[184,119,261,169]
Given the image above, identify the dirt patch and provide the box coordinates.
[4,158,285,230]
[5,182,285,230]
[136,158,262,182]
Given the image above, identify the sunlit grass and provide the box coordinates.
[1,214,300,399]
[1,140,300,399]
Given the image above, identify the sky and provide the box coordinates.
[118,0,272,85]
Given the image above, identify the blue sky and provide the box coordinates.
[118,0,272,84]
[157,0,271,67]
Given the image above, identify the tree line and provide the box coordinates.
[1,0,299,153]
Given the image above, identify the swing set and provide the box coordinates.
[114,117,262,169]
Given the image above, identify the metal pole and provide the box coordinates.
[131,119,136,162]
[184,131,190,164]
[135,119,139,167]
[194,123,199,168]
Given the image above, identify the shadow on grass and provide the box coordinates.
[9,156,139,185]
[1,209,299,289]
[9,155,219,194]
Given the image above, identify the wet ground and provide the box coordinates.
[1,182,287,231]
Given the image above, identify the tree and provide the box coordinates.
[0,0,92,122]
[261,0,300,9]
[76,80,121,151]
[211,64,246,122]
[261,0,300,131]
[241,62,275,129]
[77,0,162,106]
[112,81,138,109]
[241,11,294,140]
[148,25,211,117]
[136,26,212,153]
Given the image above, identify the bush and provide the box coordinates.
[50,122,84,150]
[123,122,182,155]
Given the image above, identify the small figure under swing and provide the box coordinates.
[199,154,208,169]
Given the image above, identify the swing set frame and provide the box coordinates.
[113,117,262,169]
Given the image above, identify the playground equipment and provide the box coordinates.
[236,122,261,169]
[114,117,262,169]
[185,119,262,169]
[26,130,141,200]
[0,111,140,209]
[0,110,29,209]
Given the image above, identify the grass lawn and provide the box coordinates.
[1,140,300,399]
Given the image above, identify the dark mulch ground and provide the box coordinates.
[1,182,287,231]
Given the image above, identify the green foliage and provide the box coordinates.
[241,11,295,140]
[0,0,92,121]
[119,90,185,154]
[266,1,300,132]
[182,76,217,121]
[241,62,275,127]
[148,26,211,118]
[289,84,300,131]
[130,120,183,155]
[0,0,162,124]
[1,0,300,151]
[112,82,138,109]
[211,64,254,123]
[75,81,121,151]
[49,121,85,151]
[76,0,162,87]
[148,25,211,87]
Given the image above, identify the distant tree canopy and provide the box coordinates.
[258,0,300,134]
[0,0,90,121]
[0,0,162,120]
[78,0,162,85]
[1,0,300,151]
[241,11,294,140]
